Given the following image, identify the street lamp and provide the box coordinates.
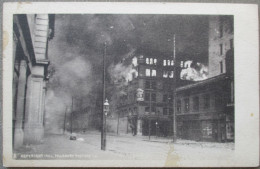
[155,121,158,138]
[102,98,109,150]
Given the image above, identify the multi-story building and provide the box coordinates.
[208,15,234,78]
[175,15,234,142]
[116,50,175,137]
[13,14,55,149]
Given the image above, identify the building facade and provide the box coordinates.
[176,74,234,142]
[208,15,233,78]
[116,51,176,137]
[175,15,234,142]
[13,14,55,149]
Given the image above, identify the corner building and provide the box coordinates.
[117,51,176,137]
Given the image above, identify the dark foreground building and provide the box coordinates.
[176,73,234,142]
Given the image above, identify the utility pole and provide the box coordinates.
[63,107,67,134]
[149,93,151,140]
[71,97,74,134]
[101,42,107,150]
[173,34,177,142]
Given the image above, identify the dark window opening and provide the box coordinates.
[204,94,210,109]
[145,93,150,101]
[163,108,168,115]
[220,44,223,55]
[151,93,156,102]
[220,61,223,73]
[193,96,199,111]
[163,94,167,102]
[145,81,150,89]
[151,81,156,89]
[169,108,173,115]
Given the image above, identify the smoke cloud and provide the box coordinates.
[45,14,209,133]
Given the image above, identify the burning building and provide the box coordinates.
[175,15,234,142]
[114,50,175,137]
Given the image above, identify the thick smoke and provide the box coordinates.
[109,55,138,86]
[45,14,209,133]
[180,60,208,81]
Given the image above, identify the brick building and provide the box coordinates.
[13,14,55,149]
[116,50,175,137]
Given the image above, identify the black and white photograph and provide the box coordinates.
[2,2,259,167]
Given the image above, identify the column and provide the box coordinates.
[24,66,46,144]
[137,118,142,135]
[14,60,27,150]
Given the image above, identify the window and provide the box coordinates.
[146,69,151,76]
[163,108,168,115]
[145,81,150,89]
[220,61,223,73]
[145,93,150,101]
[151,106,156,113]
[184,98,189,113]
[169,108,173,115]
[163,60,167,66]
[151,93,156,102]
[180,61,184,68]
[204,94,210,109]
[146,58,149,64]
[171,60,174,66]
[177,100,181,113]
[150,58,153,64]
[145,107,150,112]
[193,96,199,111]
[146,58,157,65]
[169,71,174,78]
[163,71,168,78]
[151,69,156,77]
[151,81,156,89]
[163,94,167,102]
[167,60,171,66]
[220,44,223,55]
[154,59,157,65]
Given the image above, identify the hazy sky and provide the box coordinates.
[45,14,209,132]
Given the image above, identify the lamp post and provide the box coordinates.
[101,42,107,150]
[102,98,109,150]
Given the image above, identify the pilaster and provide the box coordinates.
[24,68,45,144]
[14,60,27,150]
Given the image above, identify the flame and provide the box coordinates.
[180,60,208,81]
[109,57,138,85]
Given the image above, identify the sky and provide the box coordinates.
[45,14,209,133]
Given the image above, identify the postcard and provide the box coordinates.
[2,2,259,167]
